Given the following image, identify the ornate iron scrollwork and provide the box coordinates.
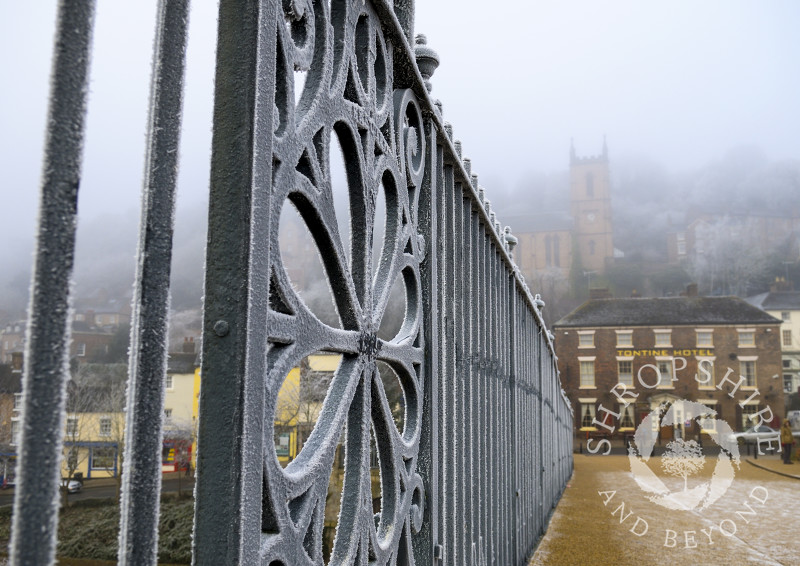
[263,1,425,563]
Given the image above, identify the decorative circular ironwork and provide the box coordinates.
[264,2,425,563]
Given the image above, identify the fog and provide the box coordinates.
[1,1,798,321]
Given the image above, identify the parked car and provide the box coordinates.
[730,425,780,445]
[61,478,82,493]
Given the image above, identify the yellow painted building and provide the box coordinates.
[61,411,125,479]
[163,351,198,472]
[274,353,340,466]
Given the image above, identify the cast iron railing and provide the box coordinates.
[11,1,572,565]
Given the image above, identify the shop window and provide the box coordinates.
[92,447,116,470]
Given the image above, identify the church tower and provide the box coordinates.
[569,139,614,273]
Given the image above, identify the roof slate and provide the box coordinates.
[746,291,800,311]
[554,296,781,328]
[167,352,198,374]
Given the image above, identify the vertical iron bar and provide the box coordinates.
[10,2,96,564]
[416,118,440,564]
[193,0,275,563]
[118,1,190,563]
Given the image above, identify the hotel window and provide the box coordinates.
[580,403,596,428]
[696,357,715,389]
[619,404,635,430]
[616,330,633,347]
[695,330,713,348]
[99,416,112,437]
[741,404,759,430]
[579,359,595,388]
[578,331,595,348]
[784,359,792,369]
[654,330,672,347]
[785,375,794,393]
[76,343,86,357]
[739,359,756,388]
[782,311,791,322]
[617,360,633,386]
[656,359,673,388]
[737,329,755,347]
[784,330,793,347]
[698,403,718,433]
[164,408,173,420]
[677,241,686,255]
[11,420,20,446]
[165,374,174,389]
[13,393,22,412]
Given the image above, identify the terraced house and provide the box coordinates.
[554,291,783,449]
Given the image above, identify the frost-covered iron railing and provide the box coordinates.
[11,1,190,565]
[195,1,572,564]
[12,0,572,565]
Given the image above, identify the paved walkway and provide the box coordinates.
[530,454,800,565]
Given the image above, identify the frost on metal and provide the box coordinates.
[196,1,572,565]
[261,2,426,562]
[10,2,96,565]
[117,1,191,565]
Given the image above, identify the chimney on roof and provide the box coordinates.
[685,283,699,297]
[182,337,196,354]
[770,277,794,292]
[589,288,612,300]
[11,351,23,372]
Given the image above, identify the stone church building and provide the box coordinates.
[505,141,617,289]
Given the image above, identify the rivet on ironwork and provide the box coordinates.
[414,34,440,93]
[444,122,453,139]
[417,233,427,260]
[471,174,479,190]
[484,198,491,215]
[534,294,545,310]
[462,157,471,176]
[454,139,462,157]
[213,320,230,337]
[434,99,443,116]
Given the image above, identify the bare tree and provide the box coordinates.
[63,363,127,502]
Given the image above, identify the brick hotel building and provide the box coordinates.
[553,295,783,445]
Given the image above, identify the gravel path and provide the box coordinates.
[530,454,800,565]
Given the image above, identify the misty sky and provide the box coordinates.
[1,1,798,290]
